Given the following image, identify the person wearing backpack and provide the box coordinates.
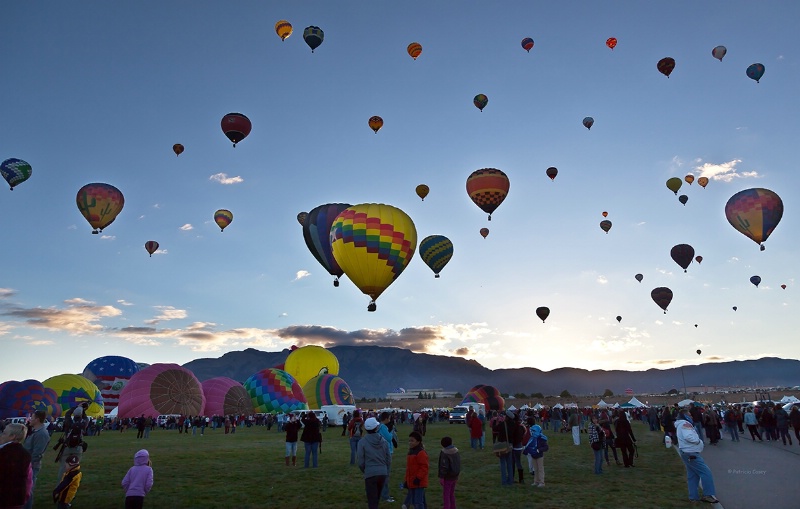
[348,410,365,465]
[55,404,88,481]
[438,436,460,509]
[523,424,548,487]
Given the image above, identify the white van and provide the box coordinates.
[321,405,356,426]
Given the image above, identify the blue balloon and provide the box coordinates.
[750,275,761,288]
[746,63,765,83]
[303,26,324,52]
[302,203,352,286]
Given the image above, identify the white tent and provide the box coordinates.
[780,395,800,404]
[627,397,646,408]
[533,403,543,410]
[520,404,530,410]
[507,404,517,412]
[596,399,610,408]
[552,403,564,409]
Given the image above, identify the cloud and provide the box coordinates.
[153,204,161,209]
[117,299,133,306]
[654,359,675,365]
[596,275,608,285]
[28,340,55,346]
[293,270,310,281]
[100,235,116,240]
[279,312,287,317]
[209,173,244,185]
[180,224,193,231]
[152,249,167,255]
[0,288,15,299]
[144,306,187,325]
[454,347,469,356]
[693,159,759,182]
[1,299,122,334]
[707,355,724,361]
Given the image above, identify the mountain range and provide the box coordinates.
[183,346,800,398]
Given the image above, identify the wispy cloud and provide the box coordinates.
[0,288,15,299]
[117,300,134,306]
[596,275,608,285]
[293,270,310,281]
[100,235,116,240]
[209,173,244,185]
[693,159,759,182]
[144,306,188,325]
[1,298,122,334]
[180,224,193,231]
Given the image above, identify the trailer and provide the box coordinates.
[320,404,356,426]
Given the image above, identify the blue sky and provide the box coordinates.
[2,2,798,384]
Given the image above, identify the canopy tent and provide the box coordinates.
[779,395,800,404]
[619,402,636,408]
[552,403,564,409]
[596,399,610,408]
[532,403,543,410]
[520,404,530,410]
[627,397,646,407]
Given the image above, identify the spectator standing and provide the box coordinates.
[52,454,81,509]
[675,409,718,504]
[356,417,390,509]
[121,449,154,509]
[438,436,460,509]
[348,410,365,465]
[23,410,51,509]
[0,423,32,509]
[614,412,637,468]
[589,416,605,475]
[283,413,301,466]
[402,431,429,509]
[377,412,396,503]
[300,411,322,468]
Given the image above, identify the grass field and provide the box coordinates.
[34,420,691,509]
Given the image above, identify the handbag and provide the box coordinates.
[493,420,512,456]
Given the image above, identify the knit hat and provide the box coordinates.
[441,436,452,447]
[409,431,423,442]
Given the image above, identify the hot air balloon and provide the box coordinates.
[407,42,422,60]
[602,211,608,218]
[214,209,233,232]
[0,158,33,191]
[698,177,709,188]
[244,368,307,414]
[144,241,159,257]
[712,46,727,61]
[0,380,59,419]
[43,374,104,418]
[82,356,140,414]
[76,183,124,234]
[303,26,324,52]
[297,211,308,226]
[685,175,695,185]
[546,167,558,181]
[117,364,204,418]
[330,203,417,311]
[419,235,453,278]
[670,244,695,272]
[462,385,504,412]
[172,144,184,156]
[695,256,703,264]
[651,287,673,313]
[658,57,675,77]
[582,117,594,129]
[466,168,509,221]
[679,195,689,206]
[732,306,737,311]
[473,94,488,112]
[696,349,702,355]
[302,374,355,408]
[521,38,534,52]
[201,377,253,416]
[666,177,682,195]
[536,306,550,323]
[284,345,340,388]
[368,116,383,133]
[479,227,489,239]
[724,188,783,251]
[415,184,429,201]
[616,316,622,323]
[599,220,612,233]
[606,37,617,50]
[750,275,761,288]
[781,284,786,290]
[302,203,352,286]
[221,112,252,147]
[275,20,293,41]
[635,273,643,283]
[746,63,765,83]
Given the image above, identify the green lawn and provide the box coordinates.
[34,420,690,508]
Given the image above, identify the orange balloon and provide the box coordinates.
[415,184,429,201]
[602,211,608,218]
[685,174,695,185]
[407,42,422,60]
[698,177,709,188]
[606,37,617,50]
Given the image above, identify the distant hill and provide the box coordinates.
[182,346,800,398]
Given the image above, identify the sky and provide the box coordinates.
[2,2,799,384]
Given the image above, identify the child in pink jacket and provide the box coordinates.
[121,449,154,509]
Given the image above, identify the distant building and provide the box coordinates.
[386,389,457,400]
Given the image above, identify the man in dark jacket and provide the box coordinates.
[300,412,322,468]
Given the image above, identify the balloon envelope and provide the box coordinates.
[302,203,352,284]
[302,374,355,408]
[201,377,253,416]
[698,177,709,188]
[685,175,695,185]
[616,316,622,323]
[330,204,417,308]
[214,209,233,231]
[651,287,673,313]
[750,275,761,287]
[658,57,675,77]
[521,37,534,52]
[546,167,558,180]
[746,63,765,83]
[712,46,727,61]
[536,306,550,323]
[599,220,612,233]
[473,94,488,111]
[368,116,383,133]
[82,356,140,414]
[117,364,204,418]
[463,384,504,412]
[724,188,783,250]
[43,374,104,418]
[244,368,307,414]
[284,345,340,388]
[666,177,682,195]
[407,42,422,60]
[582,117,594,129]
[606,37,617,50]
[480,227,489,239]
[303,26,324,52]
[275,20,293,40]
[635,273,643,283]
[0,379,60,419]
[172,144,184,156]
[696,349,702,355]
[695,256,703,264]
[679,195,688,205]
[415,184,429,201]
[144,241,159,256]
[671,244,695,272]
[76,183,124,233]
[419,235,453,278]
[220,112,251,146]
[466,168,509,220]
[1,158,32,190]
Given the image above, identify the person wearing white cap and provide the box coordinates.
[356,417,390,509]
[675,408,719,504]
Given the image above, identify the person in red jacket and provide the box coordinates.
[468,411,484,449]
[402,431,429,509]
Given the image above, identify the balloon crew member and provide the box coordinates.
[52,453,82,509]
[402,431,429,509]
